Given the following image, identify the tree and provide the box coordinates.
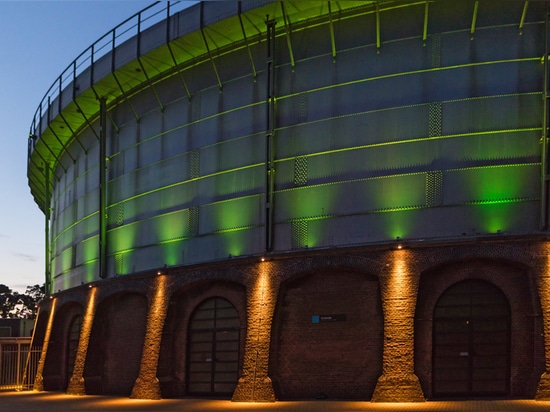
[0,284,45,319]
[0,284,16,318]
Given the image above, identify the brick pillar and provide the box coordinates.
[536,245,550,400]
[232,262,277,402]
[130,275,170,400]
[372,249,425,402]
[67,287,97,395]
[33,297,57,392]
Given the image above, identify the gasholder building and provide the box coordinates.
[27,0,550,402]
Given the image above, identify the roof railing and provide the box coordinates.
[29,1,191,141]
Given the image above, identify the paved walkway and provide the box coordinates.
[2,392,550,412]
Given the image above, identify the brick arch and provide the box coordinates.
[83,291,148,396]
[42,301,83,391]
[412,243,540,274]
[273,254,387,285]
[415,258,544,399]
[269,267,383,400]
[158,280,246,398]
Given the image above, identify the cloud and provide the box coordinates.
[13,253,39,262]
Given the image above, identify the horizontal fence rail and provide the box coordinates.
[0,339,41,391]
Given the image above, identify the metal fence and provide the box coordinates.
[0,338,41,391]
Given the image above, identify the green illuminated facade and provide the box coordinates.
[28,1,545,293]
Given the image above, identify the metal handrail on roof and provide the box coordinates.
[28,1,192,142]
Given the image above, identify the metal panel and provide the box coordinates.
[199,134,264,176]
[442,94,541,135]
[200,196,263,234]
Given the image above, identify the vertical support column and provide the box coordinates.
[265,19,276,253]
[44,164,51,296]
[67,287,97,395]
[99,98,107,279]
[536,243,550,399]
[33,297,57,392]
[372,250,425,402]
[541,5,550,231]
[232,262,277,402]
[130,275,170,399]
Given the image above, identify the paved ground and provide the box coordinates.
[2,392,550,412]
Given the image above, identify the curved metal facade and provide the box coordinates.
[28,1,545,292]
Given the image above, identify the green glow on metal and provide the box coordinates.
[85,260,98,283]
[276,58,540,102]
[223,231,247,257]
[474,203,517,233]
[212,197,260,232]
[275,127,541,164]
[81,236,99,262]
[60,247,72,274]
[52,181,261,247]
[212,225,259,234]
[160,239,184,266]
[29,27,540,209]
[29,0,545,290]
[154,210,188,243]
[111,101,264,154]
[108,165,263,210]
[109,221,138,253]
[52,212,98,244]
[468,198,536,205]
[461,163,537,202]
[387,211,413,240]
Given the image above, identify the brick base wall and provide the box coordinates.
[36,239,549,401]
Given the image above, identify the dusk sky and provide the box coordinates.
[0,1,195,292]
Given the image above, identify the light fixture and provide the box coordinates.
[395,236,402,249]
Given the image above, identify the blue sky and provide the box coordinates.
[0,1,167,292]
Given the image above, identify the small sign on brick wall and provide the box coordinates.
[312,314,347,323]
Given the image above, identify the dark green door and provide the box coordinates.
[433,279,510,397]
[187,297,240,396]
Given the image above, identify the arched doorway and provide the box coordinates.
[433,279,510,397]
[187,297,240,396]
[269,270,382,400]
[65,314,81,387]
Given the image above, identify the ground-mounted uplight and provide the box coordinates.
[395,236,403,250]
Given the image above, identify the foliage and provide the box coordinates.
[0,284,45,319]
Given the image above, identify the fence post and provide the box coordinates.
[16,341,21,389]
[0,342,3,387]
